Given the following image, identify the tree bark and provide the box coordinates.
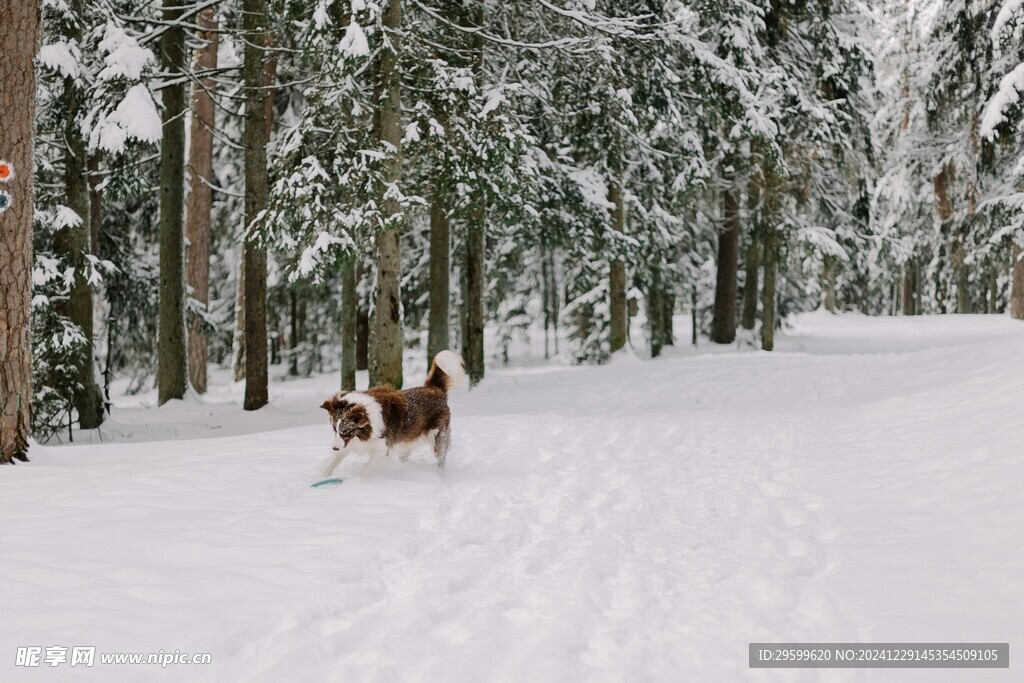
[542,244,560,358]
[741,173,760,331]
[608,178,628,353]
[901,262,916,316]
[461,5,487,385]
[157,0,188,405]
[464,206,486,385]
[711,181,740,343]
[741,233,760,330]
[822,262,837,312]
[340,261,358,390]
[288,288,300,375]
[917,262,925,315]
[933,165,970,314]
[243,0,270,410]
[548,248,560,355]
[662,291,674,346]
[988,267,998,313]
[690,285,698,347]
[370,0,405,389]
[427,185,450,368]
[55,6,104,429]
[87,152,109,407]
[0,1,38,462]
[426,3,457,371]
[366,0,401,389]
[954,242,970,314]
[761,227,777,352]
[356,306,370,371]
[647,266,664,358]
[185,8,218,395]
[1011,244,1024,320]
[231,253,245,381]
[542,242,552,359]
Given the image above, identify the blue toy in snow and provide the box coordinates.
[311,477,344,488]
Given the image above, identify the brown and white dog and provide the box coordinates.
[318,350,467,477]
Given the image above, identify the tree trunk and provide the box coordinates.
[1011,244,1024,320]
[356,261,370,371]
[822,262,837,312]
[0,2,38,462]
[741,172,760,331]
[608,178,628,353]
[648,266,664,358]
[913,264,921,314]
[987,268,997,313]
[461,6,487,385]
[243,0,270,410]
[297,291,307,352]
[427,185,450,368]
[901,263,915,315]
[690,286,698,347]
[370,0,404,389]
[185,8,218,395]
[541,244,560,358]
[231,253,245,381]
[662,291,674,346]
[56,11,104,429]
[87,152,109,408]
[288,288,300,376]
[356,305,370,371]
[933,165,970,314]
[542,242,552,359]
[340,261,358,390]
[761,227,777,352]
[711,181,740,343]
[157,0,188,405]
[954,243,970,314]
[549,248,560,355]
[741,233,760,330]
[464,207,486,386]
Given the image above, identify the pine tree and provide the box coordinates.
[369,0,406,388]
[156,0,188,405]
[982,0,1024,319]
[710,172,740,343]
[0,0,39,462]
[243,0,271,410]
[68,2,105,427]
[462,5,488,385]
[185,7,219,395]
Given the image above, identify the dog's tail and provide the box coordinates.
[425,350,468,394]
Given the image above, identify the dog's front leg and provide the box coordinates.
[321,448,349,478]
[361,442,388,477]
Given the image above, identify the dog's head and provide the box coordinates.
[320,394,374,451]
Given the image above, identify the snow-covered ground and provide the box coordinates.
[3,313,1023,682]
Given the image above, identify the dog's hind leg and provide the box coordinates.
[433,427,451,471]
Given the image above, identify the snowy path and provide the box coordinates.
[2,314,1022,682]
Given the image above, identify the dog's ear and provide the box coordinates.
[321,393,349,412]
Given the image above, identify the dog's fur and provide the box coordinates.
[318,350,466,477]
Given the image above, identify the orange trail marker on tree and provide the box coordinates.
[0,161,12,182]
